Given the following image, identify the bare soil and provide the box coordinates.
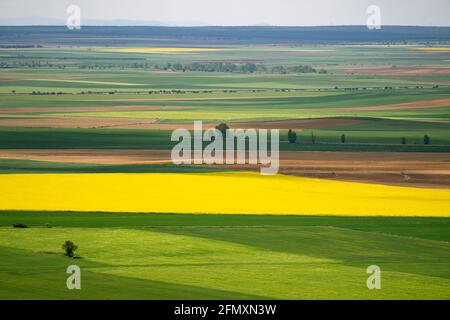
[343,68,450,75]
[1,149,449,188]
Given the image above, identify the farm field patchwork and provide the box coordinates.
[1,26,450,300]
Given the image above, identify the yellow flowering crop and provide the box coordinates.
[106,47,225,54]
[0,172,449,216]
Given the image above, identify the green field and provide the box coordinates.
[0,212,449,300]
[1,125,449,152]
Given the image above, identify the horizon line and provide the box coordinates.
[1,24,450,28]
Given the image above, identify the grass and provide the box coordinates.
[0,159,229,174]
[0,212,449,299]
[1,126,449,152]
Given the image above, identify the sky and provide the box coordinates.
[0,0,449,26]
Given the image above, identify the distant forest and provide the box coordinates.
[0,26,449,46]
[155,62,327,74]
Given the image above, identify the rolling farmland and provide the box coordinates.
[0,26,449,300]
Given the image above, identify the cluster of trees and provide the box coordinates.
[31,91,65,95]
[402,135,431,145]
[0,44,42,49]
[288,130,319,144]
[271,65,327,74]
[1,60,328,74]
[0,62,50,68]
[0,60,66,69]
[156,62,259,73]
[182,62,256,73]
[79,62,151,70]
[156,62,326,74]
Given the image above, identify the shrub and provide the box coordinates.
[62,241,78,258]
[341,134,346,144]
[13,223,28,228]
[424,134,431,145]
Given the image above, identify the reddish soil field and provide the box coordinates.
[1,149,449,188]
[328,98,450,111]
[197,59,262,63]
[343,68,450,75]
[231,118,366,129]
[0,149,172,165]
[0,117,365,130]
[0,105,192,114]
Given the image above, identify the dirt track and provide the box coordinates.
[0,105,192,114]
[0,117,365,130]
[0,117,169,129]
[330,98,450,111]
[343,68,450,75]
[1,149,449,188]
[231,118,366,129]
[0,149,172,165]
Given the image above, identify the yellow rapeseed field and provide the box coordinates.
[107,47,225,54]
[0,172,449,216]
[414,47,450,51]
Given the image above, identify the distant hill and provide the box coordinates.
[0,26,449,46]
[0,17,205,27]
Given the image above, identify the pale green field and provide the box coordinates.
[0,213,449,300]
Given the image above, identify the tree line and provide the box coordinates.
[288,130,432,145]
[156,62,327,74]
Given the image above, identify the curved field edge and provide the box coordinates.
[0,172,449,216]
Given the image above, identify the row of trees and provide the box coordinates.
[288,130,432,145]
[176,125,433,146]
[1,60,327,74]
[31,91,65,95]
[157,62,326,74]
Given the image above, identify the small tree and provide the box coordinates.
[424,134,430,145]
[401,137,406,145]
[340,134,346,144]
[288,129,297,144]
[62,241,78,258]
[311,132,317,145]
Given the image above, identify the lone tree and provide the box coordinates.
[215,123,229,139]
[401,137,407,145]
[340,134,346,144]
[288,129,297,144]
[424,134,430,145]
[62,241,78,258]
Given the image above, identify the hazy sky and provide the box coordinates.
[1,0,450,26]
